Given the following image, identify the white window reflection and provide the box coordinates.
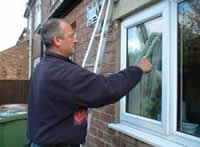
[126,17,162,121]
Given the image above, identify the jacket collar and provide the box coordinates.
[45,50,74,64]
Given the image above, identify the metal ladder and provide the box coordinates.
[81,0,114,146]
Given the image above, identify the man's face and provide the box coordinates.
[59,21,78,57]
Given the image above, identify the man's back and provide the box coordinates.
[27,51,88,144]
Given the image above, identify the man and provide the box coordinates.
[27,19,152,147]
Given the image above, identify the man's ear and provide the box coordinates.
[53,36,62,46]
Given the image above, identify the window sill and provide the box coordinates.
[108,123,185,147]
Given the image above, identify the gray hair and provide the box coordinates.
[40,18,65,49]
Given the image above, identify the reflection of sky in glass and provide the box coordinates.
[178,1,200,35]
[128,17,162,55]
[178,1,191,14]
[145,17,162,36]
[178,1,192,24]
[128,27,141,54]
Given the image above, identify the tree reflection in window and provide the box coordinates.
[178,0,200,137]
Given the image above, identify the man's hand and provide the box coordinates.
[137,59,152,73]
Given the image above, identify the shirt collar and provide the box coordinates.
[45,50,74,64]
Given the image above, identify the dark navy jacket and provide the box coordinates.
[27,50,143,145]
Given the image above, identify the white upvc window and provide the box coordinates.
[34,0,42,29]
[109,0,200,146]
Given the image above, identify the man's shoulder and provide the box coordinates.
[44,56,83,75]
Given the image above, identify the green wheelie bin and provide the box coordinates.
[0,104,29,147]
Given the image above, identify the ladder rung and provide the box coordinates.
[95,31,108,38]
[95,34,101,38]
[85,64,94,67]
[84,63,101,68]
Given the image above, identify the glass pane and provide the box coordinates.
[126,17,162,121]
[177,0,200,137]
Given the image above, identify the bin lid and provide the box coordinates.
[0,104,27,123]
[0,104,27,110]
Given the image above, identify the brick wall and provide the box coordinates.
[64,0,153,147]
[0,41,29,80]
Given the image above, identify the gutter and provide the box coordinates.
[40,0,81,28]
[51,0,82,18]
[23,0,35,78]
[28,10,33,79]
[24,0,46,62]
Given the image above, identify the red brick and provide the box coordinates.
[97,129,103,138]
[90,127,98,136]
[100,113,113,123]
[120,133,137,145]
[94,119,108,131]
[102,131,112,143]
[87,135,96,145]
[105,144,112,147]
[93,110,100,119]
[0,41,29,80]
[137,141,152,147]
[120,142,126,147]
[104,105,115,114]
[95,137,105,147]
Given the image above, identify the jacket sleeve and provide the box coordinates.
[62,63,143,108]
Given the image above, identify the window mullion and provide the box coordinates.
[170,0,178,136]
[161,0,171,136]
[120,22,128,115]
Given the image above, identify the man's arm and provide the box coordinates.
[62,59,152,108]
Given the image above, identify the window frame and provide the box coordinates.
[120,0,170,135]
[34,0,42,30]
[109,0,200,146]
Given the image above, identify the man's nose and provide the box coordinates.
[74,38,78,43]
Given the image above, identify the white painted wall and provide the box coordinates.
[112,0,160,20]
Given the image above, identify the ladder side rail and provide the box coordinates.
[94,0,114,73]
[87,0,114,132]
[82,0,107,67]
[81,1,114,147]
